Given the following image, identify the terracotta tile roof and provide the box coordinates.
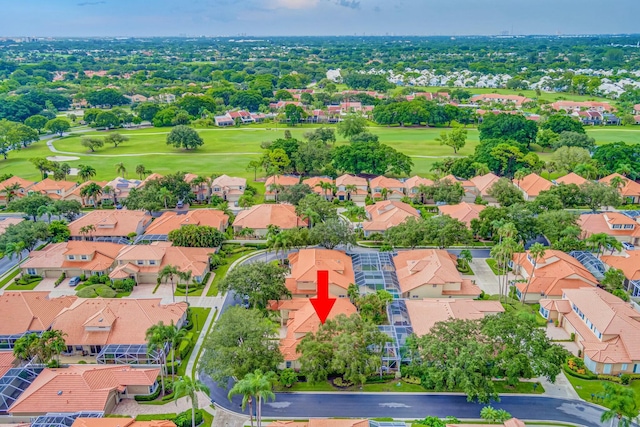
[555,172,587,186]
[276,298,357,361]
[404,176,434,192]
[602,253,640,281]
[265,175,300,192]
[394,249,477,294]
[518,173,552,197]
[336,174,367,187]
[469,173,500,197]
[144,209,229,235]
[0,351,16,378]
[512,250,599,297]
[137,173,164,188]
[302,177,333,195]
[50,298,187,346]
[0,292,77,335]
[363,201,420,233]
[23,241,125,272]
[369,176,404,193]
[0,176,34,192]
[211,174,246,189]
[406,299,504,336]
[0,217,23,235]
[560,287,640,364]
[287,249,355,294]
[441,174,473,188]
[438,202,486,227]
[68,210,152,238]
[30,178,77,195]
[578,213,637,238]
[600,173,640,198]
[73,419,176,427]
[114,244,214,278]
[233,204,307,230]
[9,365,159,415]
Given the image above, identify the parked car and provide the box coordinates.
[176,200,184,209]
[116,203,123,210]
[622,242,635,251]
[69,276,81,287]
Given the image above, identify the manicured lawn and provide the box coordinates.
[174,284,205,297]
[493,380,544,394]
[206,249,257,297]
[485,258,509,275]
[0,268,20,289]
[5,277,43,290]
[565,374,640,409]
[135,414,177,421]
[406,86,616,103]
[177,307,211,377]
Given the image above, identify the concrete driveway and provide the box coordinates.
[467,259,500,295]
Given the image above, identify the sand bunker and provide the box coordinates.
[47,156,80,162]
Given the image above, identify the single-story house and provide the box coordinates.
[232,204,307,237]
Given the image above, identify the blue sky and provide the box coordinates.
[3,0,640,37]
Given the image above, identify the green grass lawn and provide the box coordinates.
[176,307,211,377]
[206,249,258,297]
[5,277,43,290]
[485,258,509,275]
[408,86,616,103]
[565,375,640,409]
[0,268,20,289]
[2,124,640,183]
[174,284,205,297]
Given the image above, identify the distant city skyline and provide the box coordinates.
[2,0,640,37]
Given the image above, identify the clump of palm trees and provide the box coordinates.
[228,370,276,427]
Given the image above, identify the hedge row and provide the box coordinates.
[134,385,161,401]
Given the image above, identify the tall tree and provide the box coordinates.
[520,243,546,304]
[173,376,210,427]
[166,125,204,150]
[436,127,467,154]
[219,262,290,309]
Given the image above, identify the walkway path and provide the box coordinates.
[112,391,212,416]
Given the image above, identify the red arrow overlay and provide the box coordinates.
[310,270,336,324]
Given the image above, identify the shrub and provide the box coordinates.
[77,284,117,298]
[165,361,180,374]
[178,333,194,359]
[54,272,66,287]
[570,332,575,341]
[597,374,622,383]
[403,376,422,385]
[134,385,161,401]
[621,374,631,385]
[101,199,114,207]
[279,368,298,388]
[174,409,203,427]
[332,377,353,388]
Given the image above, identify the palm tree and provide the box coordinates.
[520,242,546,305]
[2,182,22,204]
[191,176,207,202]
[268,184,284,203]
[587,233,610,259]
[473,162,491,176]
[300,207,320,229]
[173,376,210,427]
[600,382,639,427]
[116,162,127,178]
[458,249,473,271]
[164,322,187,377]
[102,185,116,206]
[158,187,172,210]
[136,164,149,179]
[344,184,358,201]
[544,161,556,180]
[77,164,96,182]
[41,329,67,366]
[316,181,334,200]
[159,265,179,303]
[80,182,103,208]
[178,270,193,305]
[416,184,431,204]
[269,232,291,265]
[228,370,277,427]
[58,163,71,181]
[575,163,598,180]
[380,187,389,201]
[79,224,96,241]
[145,322,168,396]
[615,164,633,178]
[37,204,57,223]
[610,175,628,191]
[5,241,26,262]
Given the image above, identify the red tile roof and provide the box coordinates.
[0,292,77,335]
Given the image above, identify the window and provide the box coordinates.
[80,255,88,260]
[27,268,36,275]
[68,255,75,260]
[603,364,612,374]
[137,260,144,266]
[612,224,622,229]
[622,364,628,371]
[149,260,156,265]
[539,307,549,319]
[286,361,292,368]
[624,224,634,229]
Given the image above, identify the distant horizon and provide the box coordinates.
[2,0,640,39]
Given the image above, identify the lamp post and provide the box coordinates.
[195,313,199,332]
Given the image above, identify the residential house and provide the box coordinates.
[393,249,481,299]
[470,94,531,107]
[634,104,640,115]
[264,175,300,201]
[233,204,307,237]
[363,201,420,237]
[0,352,15,378]
[539,287,640,375]
[516,173,553,201]
[437,202,486,227]
[575,111,602,126]
[468,173,500,202]
[65,181,109,207]
[600,173,640,204]
[554,172,587,187]
[269,100,302,110]
[578,212,639,245]
[405,299,504,336]
[51,297,187,358]
[183,173,209,202]
[308,109,328,123]
[601,252,640,297]
[603,113,621,125]
[125,94,148,103]
[73,418,176,427]
[227,110,254,124]
[403,176,434,202]
[109,242,214,284]
[211,175,246,206]
[511,250,599,303]
[285,248,355,298]
[441,174,476,202]
[154,93,176,103]
[68,210,152,241]
[406,92,450,102]
[143,209,229,237]
[0,217,23,236]
[29,178,77,200]
[8,365,160,416]
[551,101,614,113]
[102,177,142,203]
[136,173,164,189]
[0,292,76,349]
[21,241,125,278]
[302,177,334,200]
[214,115,234,127]
[335,174,368,204]
[0,176,34,206]
[270,298,357,369]
[369,176,405,201]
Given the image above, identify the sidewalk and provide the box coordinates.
[537,371,581,400]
